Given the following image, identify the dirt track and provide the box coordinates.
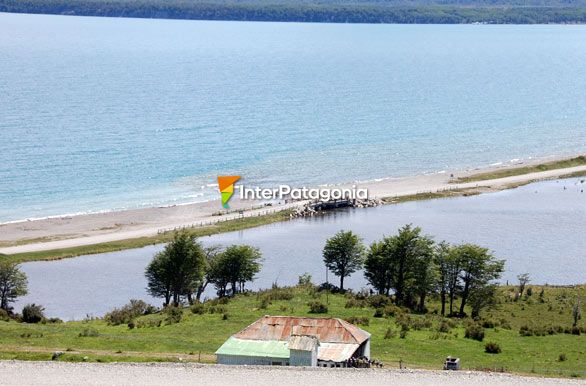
[0,361,584,386]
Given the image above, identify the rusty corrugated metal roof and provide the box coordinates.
[288,334,319,351]
[234,316,370,345]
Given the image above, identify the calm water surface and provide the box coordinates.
[16,179,586,320]
[1,13,586,221]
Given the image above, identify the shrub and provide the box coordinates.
[190,303,205,315]
[373,308,384,318]
[481,319,496,328]
[382,305,403,317]
[368,295,391,309]
[399,330,408,339]
[465,323,485,341]
[384,327,396,339]
[164,306,183,324]
[411,317,432,331]
[208,305,226,314]
[79,328,99,337]
[485,342,502,354]
[0,309,10,322]
[308,301,328,314]
[222,313,229,320]
[558,353,567,362]
[135,315,164,328]
[21,304,45,323]
[571,326,581,335]
[298,273,313,287]
[345,298,367,309]
[437,319,452,333]
[344,316,369,326]
[257,287,294,302]
[259,297,270,310]
[104,300,156,326]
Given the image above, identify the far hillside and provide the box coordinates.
[2,0,586,24]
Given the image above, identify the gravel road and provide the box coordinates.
[0,361,584,386]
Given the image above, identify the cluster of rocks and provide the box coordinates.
[289,198,382,219]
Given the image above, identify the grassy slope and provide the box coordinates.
[455,156,586,183]
[0,285,584,377]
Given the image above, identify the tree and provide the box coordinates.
[323,230,365,291]
[209,245,262,297]
[0,261,28,313]
[364,240,393,296]
[410,236,436,312]
[193,245,223,302]
[573,300,581,327]
[452,244,504,316]
[517,273,530,298]
[434,242,452,316]
[145,231,205,306]
[469,284,498,318]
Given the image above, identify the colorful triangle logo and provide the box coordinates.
[217,176,240,208]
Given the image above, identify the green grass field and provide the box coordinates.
[1,285,584,378]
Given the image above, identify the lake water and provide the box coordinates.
[16,178,586,320]
[2,13,586,222]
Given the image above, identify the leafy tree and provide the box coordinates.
[145,231,205,306]
[452,244,504,316]
[469,284,498,318]
[434,242,452,316]
[323,230,365,291]
[517,273,530,298]
[0,261,28,313]
[193,245,223,303]
[410,236,436,312]
[21,303,45,323]
[573,300,581,327]
[209,245,262,297]
[364,240,393,295]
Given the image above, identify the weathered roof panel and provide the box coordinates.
[288,334,320,351]
[234,316,370,345]
[215,337,289,358]
[318,343,360,362]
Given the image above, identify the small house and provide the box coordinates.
[215,315,371,367]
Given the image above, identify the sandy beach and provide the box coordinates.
[1,156,585,255]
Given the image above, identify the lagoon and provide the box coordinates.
[16,178,586,320]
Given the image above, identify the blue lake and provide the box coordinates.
[17,178,586,320]
[1,13,586,221]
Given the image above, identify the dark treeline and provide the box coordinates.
[2,0,586,24]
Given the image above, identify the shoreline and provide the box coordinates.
[1,154,585,260]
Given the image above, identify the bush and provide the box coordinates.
[21,304,45,323]
[558,353,567,362]
[571,326,581,335]
[164,306,183,324]
[368,295,391,309]
[344,316,369,326]
[135,315,164,328]
[222,313,229,320]
[382,305,403,318]
[0,308,10,322]
[104,300,156,326]
[437,319,452,333]
[257,287,294,302]
[465,323,485,341]
[399,330,408,339]
[345,298,367,309]
[208,305,226,314]
[259,297,270,310]
[190,303,205,315]
[317,282,342,293]
[384,327,396,339]
[308,301,328,314]
[485,342,502,354]
[298,273,313,286]
[79,328,99,337]
[373,308,384,318]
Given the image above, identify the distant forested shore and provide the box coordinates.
[2,0,586,24]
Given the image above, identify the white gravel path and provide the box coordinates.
[0,361,584,386]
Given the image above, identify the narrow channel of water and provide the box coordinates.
[17,178,586,320]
